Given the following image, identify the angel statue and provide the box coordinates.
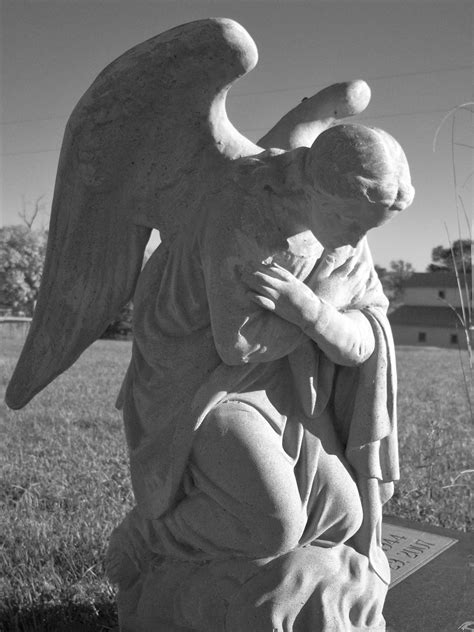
[6,18,414,632]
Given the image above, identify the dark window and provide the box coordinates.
[418,332,426,342]
[438,290,445,299]
[450,334,458,345]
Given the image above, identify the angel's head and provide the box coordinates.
[304,123,415,248]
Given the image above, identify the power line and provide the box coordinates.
[231,65,472,98]
[1,64,471,126]
[242,106,463,133]
[0,115,68,125]
[358,106,455,121]
[2,148,61,156]
[2,104,471,156]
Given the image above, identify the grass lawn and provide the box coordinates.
[1,337,472,631]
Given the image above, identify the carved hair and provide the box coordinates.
[307,124,415,211]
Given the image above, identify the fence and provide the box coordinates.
[0,317,32,339]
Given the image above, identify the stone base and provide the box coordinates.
[108,529,388,632]
[108,515,473,631]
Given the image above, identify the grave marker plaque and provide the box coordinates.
[382,522,458,587]
[384,517,473,632]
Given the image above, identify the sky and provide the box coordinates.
[1,0,472,271]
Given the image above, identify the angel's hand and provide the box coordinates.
[241,263,319,328]
[305,252,371,310]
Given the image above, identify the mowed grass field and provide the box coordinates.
[1,336,472,631]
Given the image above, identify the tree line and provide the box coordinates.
[1,213,471,333]
[375,239,472,311]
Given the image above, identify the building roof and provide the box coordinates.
[403,272,472,288]
[388,305,468,328]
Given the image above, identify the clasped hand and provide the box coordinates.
[241,253,370,328]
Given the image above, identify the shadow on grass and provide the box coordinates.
[0,601,118,632]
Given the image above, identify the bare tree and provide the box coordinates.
[18,195,46,230]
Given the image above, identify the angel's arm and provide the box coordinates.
[205,266,307,365]
[201,213,310,365]
[201,197,383,367]
[242,259,376,367]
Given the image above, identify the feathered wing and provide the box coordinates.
[6,18,260,409]
[258,80,371,150]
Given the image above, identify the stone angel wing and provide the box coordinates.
[6,18,261,409]
[6,17,371,409]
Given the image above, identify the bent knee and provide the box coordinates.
[193,401,274,473]
[192,402,307,556]
[335,492,363,542]
[195,402,238,443]
[335,477,363,537]
[259,507,306,556]
[192,402,251,471]
[316,481,364,544]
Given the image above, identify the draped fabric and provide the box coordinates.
[110,166,398,630]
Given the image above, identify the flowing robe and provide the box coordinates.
[110,160,399,631]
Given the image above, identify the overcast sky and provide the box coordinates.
[1,0,472,270]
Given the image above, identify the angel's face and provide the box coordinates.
[315,198,398,248]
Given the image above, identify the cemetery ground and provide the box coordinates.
[1,337,472,632]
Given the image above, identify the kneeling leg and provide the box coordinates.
[163,401,307,559]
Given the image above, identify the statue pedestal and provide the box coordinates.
[108,525,388,632]
[109,516,472,631]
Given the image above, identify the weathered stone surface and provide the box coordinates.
[6,17,415,631]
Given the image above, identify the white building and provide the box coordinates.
[389,272,473,349]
